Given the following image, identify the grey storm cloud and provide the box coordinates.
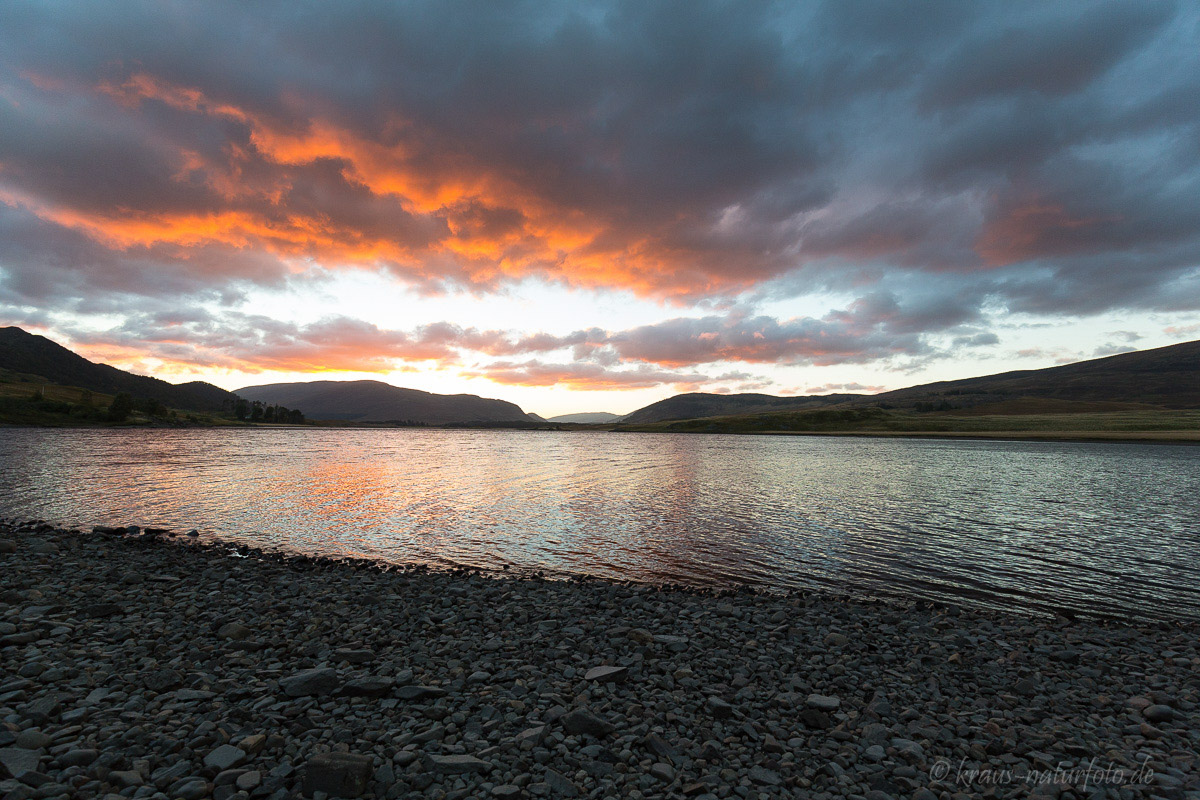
[2,0,1199,368]
[32,283,997,385]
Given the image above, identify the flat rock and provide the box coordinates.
[216,622,252,640]
[341,676,394,697]
[394,684,447,701]
[280,668,339,697]
[79,602,124,618]
[59,749,98,768]
[748,765,781,785]
[806,694,841,711]
[334,648,374,664]
[428,754,493,774]
[561,708,615,737]
[544,768,580,796]
[204,745,246,771]
[0,747,40,780]
[644,732,678,763]
[584,665,629,682]
[303,752,373,797]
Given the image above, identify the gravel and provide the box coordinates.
[1,517,1197,799]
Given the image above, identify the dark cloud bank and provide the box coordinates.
[1,0,1198,378]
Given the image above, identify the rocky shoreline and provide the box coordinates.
[1,519,1197,800]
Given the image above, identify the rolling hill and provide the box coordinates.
[620,392,859,424]
[871,339,1200,410]
[0,326,238,413]
[236,380,533,424]
[545,412,623,423]
[618,339,1200,428]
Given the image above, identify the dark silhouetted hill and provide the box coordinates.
[621,392,859,423]
[236,380,533,424]
[621,340,1200,425]
[545,412,623,423]
[0,326,238,412]
[873,339,1200,410]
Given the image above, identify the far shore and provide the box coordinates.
[3,420,1200,446]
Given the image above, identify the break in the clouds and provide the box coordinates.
[2,0,1199,407]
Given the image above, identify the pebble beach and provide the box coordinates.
[0,519,1197,800]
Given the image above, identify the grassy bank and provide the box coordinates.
[611,406,1200,442]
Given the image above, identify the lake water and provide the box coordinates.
[2,428,1198,620]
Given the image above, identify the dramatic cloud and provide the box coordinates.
[1,1,1198,399]
[461,361,708,391]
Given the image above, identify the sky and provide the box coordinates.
[2,1,1199,417]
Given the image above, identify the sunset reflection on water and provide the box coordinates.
[2,428,1199,620]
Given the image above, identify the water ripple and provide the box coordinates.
[1,428,1198,620]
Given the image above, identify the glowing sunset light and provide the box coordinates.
[2,2,1199,416]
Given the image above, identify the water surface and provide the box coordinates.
[2,428,1198,620]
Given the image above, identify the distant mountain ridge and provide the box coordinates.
[621,392,858,424]
[236,380,533,424]
[545,412,623,423]
[872,339,1200,409]
[0,326,238,412]
[621,339,1200,423]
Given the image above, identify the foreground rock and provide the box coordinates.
[0,518,1198,800]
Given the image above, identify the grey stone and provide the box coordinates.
[806,694,840,711]
[204,745,247,771]
[341,676,394,697]
[428,754,493,775]
[280,668,339,697]
[583,665,628,682]
[173,779,210,799]
[705,697,734,719]
[394,684,446,701]
[217,622,252,641]
[59,749,99,768]
[80,602,123,618]
[561,708,615,737]
[748,765,781,785]
[108,770,144,788]
[236,771,261,791]
[1143,704,1174,723]
[13,732,49,750]
[0,748,40,780]
[303,752,373,797]
[544,768,579,797]
[644,732,678,763]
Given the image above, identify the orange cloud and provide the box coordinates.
[54,71,765,298]
[461,360,706,391]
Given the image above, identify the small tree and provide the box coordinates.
[234,398,250,420]
[107,392,134,422]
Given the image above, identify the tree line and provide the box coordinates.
[227,398,306,424]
